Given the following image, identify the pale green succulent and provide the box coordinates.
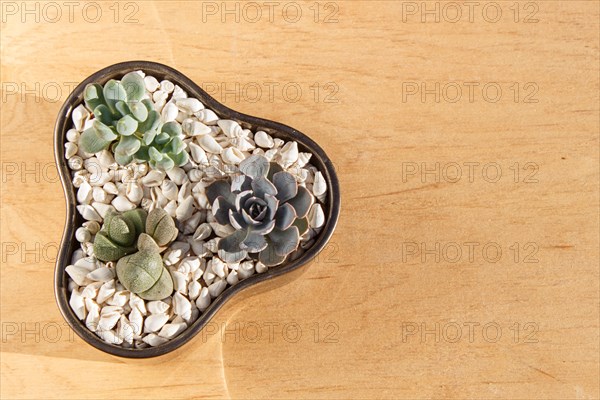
[116,234,173,301]
[78,72,188,171]
[93,208,147,262]
[93,208,178,300]
[93,208,178,261]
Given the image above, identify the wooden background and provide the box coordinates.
[1,1,599,398]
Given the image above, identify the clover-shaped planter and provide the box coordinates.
[54,61,340,358]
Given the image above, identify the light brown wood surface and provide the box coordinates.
[1,1,599,399]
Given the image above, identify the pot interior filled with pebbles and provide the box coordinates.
[54,62,339,357]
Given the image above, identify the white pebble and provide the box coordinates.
[197,134,223,154]
[96,280,116,304]
[69,289,86,320]
[176,98,203,113]
[254,131,274,148]
[76,204,101,222]
[161,102,179,122]
[188,281,201,300]
[144,313,169,333]
[77,181,93,204]
[66,265,91,286]
[147,300,170,314]
[112,195,136,212]
[238,261,255,280]
[75,227,91,243]
[226,270,239,285]
[208,280,227,298]
[87,267,115,282]
[160,80,175,93]
[255,262,268,274]
[195,109,219,125]
[158,322,188,339]
[143,333,169,347]
[172,292,192,316]
[66,128,79,142]
[280,141,299,167]
[222,147,245,165]
[68,156,83,170]
[144,76,160,92]
[308,203,325,228]
[195,287,211,311]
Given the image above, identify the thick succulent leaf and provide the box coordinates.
[116,114,138,136]
[149,146,163,161]
[293,217,309,236]
[218,230,248,263]
[139,110,160,132]
[93,104,114,126]
[83,83,106,111]
[251,177,277,198]
[138,267,174,300]
[103,80,127,113]
[275,203,297,230]
[116,249,164,293]
[79,128,111,153]
[114,151,133,166]
[273,171,298,202]
[115,100,130,117]
[141,98,155,112]
[115,135,142,157]
[286,186,314,218]
[264,193,279,220]
[268,226,300,256]
[212,196,235,225]
[106,214,136,246]
[155,132,170,145]
[235,190,253,211]
[242,209,261,226]
[250,219,275,235]
[206,180,235,206]
[121,71,145,102]
[170,150,189,166]
[166,136,185,154]
[240,232,268,253]
[152,156,175,172]
[93,120,118,141]
[137,233,160,252]
[239,155,269,179]
[128,101,148,122]
[146,208,178,246]
[244,197,268,221]
[258,242,287,267]
[122,208,147,237]
[162,121,182,137]
[135,146,150,161]
[93,232,136,262]
[231,174,252,192]
[143,130,157,146]
[229,210,247,230]
[267,162,283,182]
[219,248,248,264]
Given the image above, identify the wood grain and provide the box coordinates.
[1,1,598,398]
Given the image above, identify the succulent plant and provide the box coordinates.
[116,233,173,300]
[135,121,189,171]
[78,72,188,171]
[93,208,178,262]
[93,208,147,262]
[93,208,178,300]
[206,155,314,266]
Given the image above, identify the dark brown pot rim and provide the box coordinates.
[53,61,341,358]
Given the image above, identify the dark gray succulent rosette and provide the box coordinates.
[206,155,315,266]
